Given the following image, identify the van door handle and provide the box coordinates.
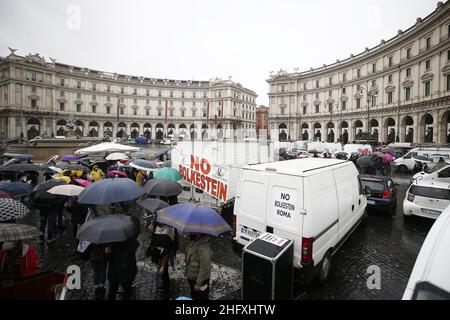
[359,199,361,205]
[352,205,355,211]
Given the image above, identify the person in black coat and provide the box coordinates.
[105,239,139,300]
[65,198,89,254]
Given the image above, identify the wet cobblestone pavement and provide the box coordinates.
[18,172,433,300]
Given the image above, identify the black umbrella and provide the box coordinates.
[78,178,145,205]
[76,214,138,244]
[1,163,43,172]
[143,180,182,197]
[137,198,169,214]
[65,164,90,171]
[55,162,70,170]
[0,182,33,197]
[357,155,375,168]
[0,198,31,222]
[30,179,67,207]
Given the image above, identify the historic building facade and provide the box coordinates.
[0,52,257,141]
[268,1,450,145]
[256,105,269,139]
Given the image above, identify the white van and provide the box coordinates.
[233,158,367,284]
[403,204,450,300]
[393,147,450,172]
[343,144,373,155]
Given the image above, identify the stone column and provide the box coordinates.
[8,116,16,139]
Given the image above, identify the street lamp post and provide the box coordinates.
[357,83,378,144]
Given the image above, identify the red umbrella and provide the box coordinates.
[108,170,128,178]
[74,179,91,188]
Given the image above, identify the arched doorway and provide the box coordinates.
[202,124,209,140]
[217,124,223,139]
[167,124,176,139]
[26,118,40,140]
[56,120,66,136]
[179,124,187,140]
[341,121,349,144]
[75,120,84,137]
[326,122,335,143]
[88,121,99,137]
[370,119,379,142]
[104,122,113,137]
[116,122,126,138]
[384,118,396,144]
[278,123,287,141]
[439,111,450,144]
[420,114,434,143]
[354,120,364,140]
[313,123,322,142]
[190,124,198,140]
[130,123,140,139]
[402,116,414,143]
[156,123,164,140]
[143,123,152,139]
[301,123,309,141]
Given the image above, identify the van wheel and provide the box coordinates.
[398,165,408,173]
[316,251,332,284]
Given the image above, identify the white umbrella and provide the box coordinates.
[49,166,63,173]
[47,184,85,197]
[75,142,140,155]
[105,152,129,161]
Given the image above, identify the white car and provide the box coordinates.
[393,147,450,172]
[160,139,172,145]
[403,204,450,300]
[403,180,450,220]
[411,161,450,184]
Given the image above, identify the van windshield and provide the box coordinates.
[425,162,449,174]
[409,185,450,200]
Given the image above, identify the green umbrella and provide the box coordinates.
[153,167,182,182]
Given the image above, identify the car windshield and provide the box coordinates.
[409,185,450,200]
[361,179,385,192]
[425,162,449,174]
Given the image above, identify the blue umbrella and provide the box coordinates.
[129,159,157,171]
[61,155,79,162]
[154,149,170,159]
[0,182,33,197]
[134,137,148,144]
[156,204,232,237]
[78,178,145,205]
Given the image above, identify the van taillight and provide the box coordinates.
[383,191,391,199]
[407,193,415,202]
[231,215,237,238]
[301,237,313,264]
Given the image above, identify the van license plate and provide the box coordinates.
[421,209,441,216]
[240,226,261,240]
[367,200,375,205]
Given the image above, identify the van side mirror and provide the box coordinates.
[363,186,372,197]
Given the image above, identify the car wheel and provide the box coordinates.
[316,251,332,284]
[403,213,413,221]
[398,165,408,173]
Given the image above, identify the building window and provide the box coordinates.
[133,109,137,116]
[181,92,185,98]
[357,69,361,78]
[426,37,431,50]
[425,59,431,70]
[181,110,185,117]
[193,92,196,98]
[77,81,81,89]
[388,92,393,104]
[342,101,346,110]
[389,56,393,67]
[203,92,207,98]
[372,80,376,87]
[60,90,65,97]
[77,92,81,99]
[145,109,149,116]
[406,68,411,77]
[342,88,346,94]
[92,94,96,101]
[60,103,65,111]
[448,50,450,61]
[133,98,137,104]
[406,48,412,59]
[303,83,307,90]
[315,105,319,113]
[315,93,319,99]
[372,63,376,73]
[132,88,136,95]
[303,95,306,101]
[30,99,36,109]
[328,103,332,112]
[158,91,161,97]
[106,106,111,114]
[303,106,307,114]
[342,73,346,82]
[203,110,207,117]
[328,91,332,97]
[60,79,65,86]
[356,99,361,109]
[76,104,81,112]
[107,85,110,93]
[329,77,332,85]
[146,90,149,96]
[447,74,450,91]
[405,87,411,101]
[388,75,393,83]
[170,91,173,98]
[120,108,124,115]
[121,87,124,94]
[315,81,319,89]
[192,110,196,117]
[31,73,36,81]
[158,110,162,117]
[31,86,36,93]
[357,84,361,92]
[92,83,96,91]
[92,106,96,113]
[424,81,431,97]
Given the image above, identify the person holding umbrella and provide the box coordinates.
[184,233,211,300]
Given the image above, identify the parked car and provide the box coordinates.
[393,147,450,172]
[360,175,397,214]
[411,161,450,184]
[160,139,172,145]
[233,158,368,284]
[403,180,450,220]
[402,204,450,300]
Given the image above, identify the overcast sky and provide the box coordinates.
[0,0,438,106]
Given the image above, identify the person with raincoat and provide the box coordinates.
[0,240,39,285]
[135,170,145,186]
[183,233,211,300]
[89,165,104,182]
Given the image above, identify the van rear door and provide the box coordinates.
[234,169,270,245]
